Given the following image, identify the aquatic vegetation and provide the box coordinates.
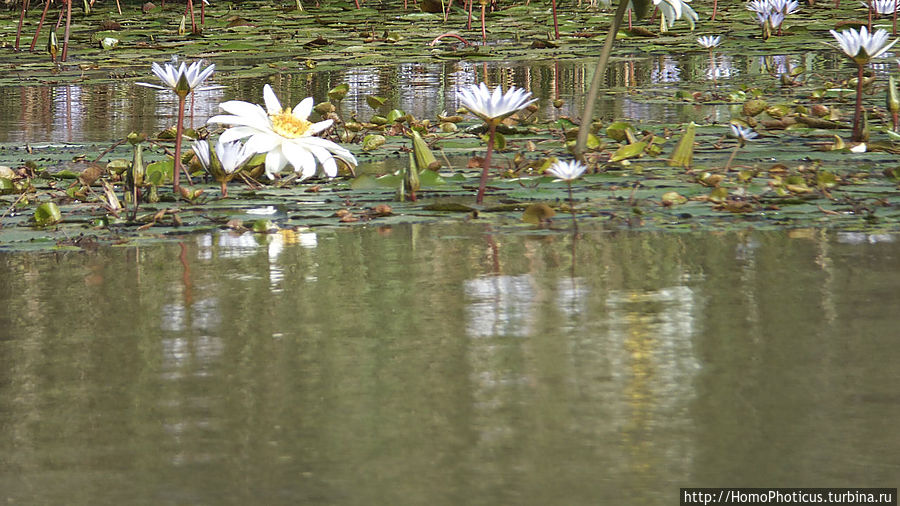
[747,0,798,37]
[458,82,537,204]
[696,35,722,49]
[725,123,758,170]
[653,0,699,31]
[208,84,358,181]
[546,159,588,230]
[191,138,253,197]
[5,0,900,250]
[827,26,898,141]
[137,60,219,195]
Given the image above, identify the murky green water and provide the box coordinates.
[2,224,899,504]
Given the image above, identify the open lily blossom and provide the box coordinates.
[546,160,588,181]
[770,0,800,14]
[730,123,758,142]
[458,83,537,124]
[868,0,899,15]
[697,35,722,48]
[655,0,699,29]
[136,60,220,97]
[828,26,899,64]
[136,58,221,195]
[208,84,358,180]
[458,82,537,204]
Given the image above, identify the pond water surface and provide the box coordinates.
[2,225,899,504]
[0,50,844,145]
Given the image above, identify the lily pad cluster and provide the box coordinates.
[3,0,900,250]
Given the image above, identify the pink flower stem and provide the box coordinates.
[476,123,496,205]
[567,181,578,233]
[174,96,186,195]
[853,63,865,142]
[481,2,487,46]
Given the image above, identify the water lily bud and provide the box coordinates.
[314,102,335,115]
[742,99,767,117]
[810,104,829,117]
[886,76,900,114]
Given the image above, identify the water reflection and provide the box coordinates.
[465,274,535,338]
[0,49,857,145]
[2,226,900,504]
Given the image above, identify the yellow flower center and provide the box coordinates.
[270,108,311,139]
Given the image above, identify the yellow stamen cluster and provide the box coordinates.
[270,108,311,139]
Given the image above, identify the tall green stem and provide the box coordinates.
[853,63,865,142]
[476,123,497,205]
[574,0,629,161]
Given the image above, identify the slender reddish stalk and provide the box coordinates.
[467,0,473,30]
[174,96,186,195]
[868,0,873,30]
[476,123,496,204]
[711,0,718,21]
[567,181,578,233]
[15,0,28,51]
[853,63,865,141]
[725,145,740,170]
[429,33,473,46]
[481,1,487,46]
[61,0,72,62]
[29,0,51,51]
[220,181,228,198]
[894,0,897,35]
[187,0,197,33]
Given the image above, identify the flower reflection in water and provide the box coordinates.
[650,56,682,83]
[556,276,589,326]
[836,232,896,244]
[464,274,536,338]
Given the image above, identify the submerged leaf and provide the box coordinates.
[522,203,555,225]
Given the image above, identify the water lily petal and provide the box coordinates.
[264,148,288,179]
[263,84,282,115]
[292,97,315,120]
[282,141,318,179]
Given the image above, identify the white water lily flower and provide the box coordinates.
[768,11,785,29]
[655,0,698,29]
[208,84,358,180]
[136,60,220,97]
[458,83,537,125]
[697,35,722,48]
[828,26,899,64]
[865,0,898,14]
[192,138,252,175]
[546,160,588,181]
[746,0,770,13]
[730,123,758,141]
